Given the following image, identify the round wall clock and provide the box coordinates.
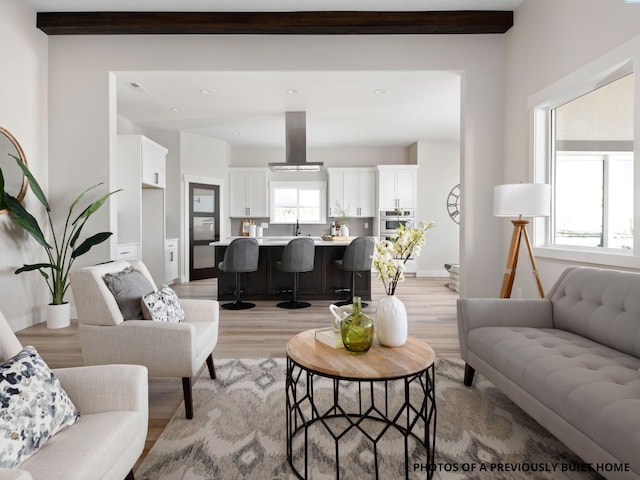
[447,184,461,224]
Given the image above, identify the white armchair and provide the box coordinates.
[70,260,219,419]
[0,311,148,480]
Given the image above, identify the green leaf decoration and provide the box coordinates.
[0,167,5,210]
[71,231,113,258]
[73,189,121,225]
[15,263,56,274]
[9,153,50,211]
[69,183,102,214]
[3,194,51,249]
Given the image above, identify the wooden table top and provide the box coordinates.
[286,329,436,380]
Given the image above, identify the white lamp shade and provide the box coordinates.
[493,183,551,217]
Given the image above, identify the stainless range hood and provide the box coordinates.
[268,111,324,172]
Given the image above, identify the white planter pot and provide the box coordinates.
[47,302,70,329]
[339,224,349,237]
[375,295,408,347]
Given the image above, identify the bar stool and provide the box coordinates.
[218,237,259,310]
[276,237,315,309]
[334,236,375,307]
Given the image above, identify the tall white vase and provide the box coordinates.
[375,295,408,347]
[339,224,349,237]
[47,302,70,329]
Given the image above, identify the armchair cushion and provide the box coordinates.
[141,285,185,323]
[103,266,154,320]
[0,347,79,469]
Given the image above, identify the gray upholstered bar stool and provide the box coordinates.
[276,237,315,309]
[335,236,376,307]
[218,237,259,310]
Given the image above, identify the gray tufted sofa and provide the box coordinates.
[457,266,640,480]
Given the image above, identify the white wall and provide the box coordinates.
[503,0,640,297]
[43,34,505,305]
[0,0,49,330]
[414,141,460,277]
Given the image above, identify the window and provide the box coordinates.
[551,74,634,251]
[269,181,326,224]
[530,55,637,268]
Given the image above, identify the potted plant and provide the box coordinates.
[0,154,119,328]
[335,201,352,237]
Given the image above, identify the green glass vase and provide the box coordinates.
[340,296,374,355]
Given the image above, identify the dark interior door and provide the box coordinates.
[189,183,219,280]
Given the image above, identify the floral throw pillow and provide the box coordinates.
[0,346,80,468]
[141,285,185,323]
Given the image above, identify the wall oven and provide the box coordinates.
[380,209,415,235]
[379,209,416,272]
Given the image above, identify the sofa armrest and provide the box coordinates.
[79,321,199,377]
[0,470,32,480]
[54,364,148,415]
[180,298,219,325]
[457,298,553,361]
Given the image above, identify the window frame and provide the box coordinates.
[528,42,639,269]
[269,181,327,224]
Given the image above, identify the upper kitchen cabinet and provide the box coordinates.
[376,165,418,210]
[229,168,269,218]
[327,168,376,218]
[117,135,168,284]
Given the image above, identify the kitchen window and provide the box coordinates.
[270,181,326,224]
[530,48,637,268]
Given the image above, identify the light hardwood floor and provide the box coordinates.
[15,275,459,471]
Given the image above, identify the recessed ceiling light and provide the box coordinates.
[171,106,184,112]
[127,81,147,92]
[201,89,215,95]
[287,89,300,94]
[375,89,389,95]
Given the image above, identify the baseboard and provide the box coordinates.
[416,269,449,278]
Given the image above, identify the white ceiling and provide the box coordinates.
[27,0,523,149]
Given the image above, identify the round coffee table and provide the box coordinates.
[286,329,437,479]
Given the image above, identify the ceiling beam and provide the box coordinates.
[36,11,513,35]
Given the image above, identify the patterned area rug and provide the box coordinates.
[136,358,604,480]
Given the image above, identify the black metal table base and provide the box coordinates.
[286,357,436,479]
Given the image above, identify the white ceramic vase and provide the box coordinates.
[339,224,349,237]
[47,302,70,329]
[375,295,408,347]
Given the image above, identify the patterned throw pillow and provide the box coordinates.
[0,346,80,468]
[141,285,185,323]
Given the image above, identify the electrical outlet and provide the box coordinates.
[364,222,369,229]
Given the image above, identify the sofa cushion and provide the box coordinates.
[103,267,155,320]
[141,285,185,323]
[0,346,80,468]
[549,267,640,357]
[18,410,143,480]
[468,326,640,473]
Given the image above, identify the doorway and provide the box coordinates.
[189,182,220,280]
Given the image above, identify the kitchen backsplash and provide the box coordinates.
[229,218,374,238]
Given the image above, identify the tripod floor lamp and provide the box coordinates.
[494,183,551,298]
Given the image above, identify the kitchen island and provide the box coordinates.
[210,237,372,302]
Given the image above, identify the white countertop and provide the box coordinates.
[209,236,358,247]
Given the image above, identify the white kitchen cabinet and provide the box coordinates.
[117,135,168,285]
[327,168,376,218]
[165,238,179,284]
[376,165,418,210]
[140,140,167,189]
[228,168,269,217]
